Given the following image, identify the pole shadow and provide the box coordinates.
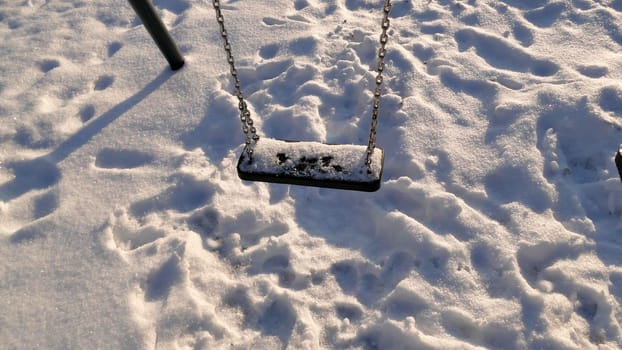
[0,69,174,202]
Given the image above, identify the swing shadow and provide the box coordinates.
[0,69,174,202]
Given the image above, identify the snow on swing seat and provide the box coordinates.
[237,138,384,192]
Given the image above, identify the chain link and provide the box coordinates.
[365,0,392,166]
[211,0,390,164]
[212,0,259,159]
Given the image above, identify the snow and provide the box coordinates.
[1,0,622,349]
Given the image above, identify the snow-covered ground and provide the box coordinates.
[1,0,622,348]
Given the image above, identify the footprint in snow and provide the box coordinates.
[577,65,608,79]
[129,173,216,221]
[222,287,297,346]
[513,22,534,47]
[0,157,60,202]
[335,302,363,322]
[523,2,567,28]
[330,260,387,304]
[94,75,114,91]
[94,148,154,169]
[248,248,309,289]
[152,0,190,15]
[32,190,59,220]
[598,86,622,115]
[294,0,309,11]
[38,59,60,73]
[288,36,319,56]
[107,41,123,58]
[494,0,548,11]
[516,240,588,288]
[344,0,379,11]
[144,253,183,301]
[259,43,280,60]
[262,17,287,26]
[79,104,96,122]
[383,288,428,320]
[106,209,167,251]
[258,297,297,343]
[4,189,60,244]
[103,174,216,251]
[9,223,47,244]
[454,27,559,77]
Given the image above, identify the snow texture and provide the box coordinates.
[1,0,622,349]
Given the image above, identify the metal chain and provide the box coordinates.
[366,0,392,166]
[211,0,390,164]
[212,0,259,158]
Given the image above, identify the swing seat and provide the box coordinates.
[237,138,384,192]
[616,148,622,182]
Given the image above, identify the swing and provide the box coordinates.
[616,148,622,182]
[212,0,392,192]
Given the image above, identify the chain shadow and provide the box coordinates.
[0,69,174,202]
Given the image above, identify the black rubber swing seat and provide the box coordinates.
[237,138,384,192]
[616,148,622,182]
